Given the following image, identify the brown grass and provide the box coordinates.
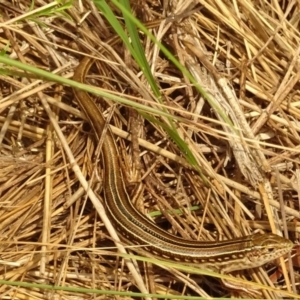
[0,0,299,298]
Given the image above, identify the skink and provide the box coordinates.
[73,49,293,275]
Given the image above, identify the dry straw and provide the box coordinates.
[0,0,299,298]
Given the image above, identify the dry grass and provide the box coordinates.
[0,0,299,298]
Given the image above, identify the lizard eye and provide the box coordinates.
[268,247,274,252]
